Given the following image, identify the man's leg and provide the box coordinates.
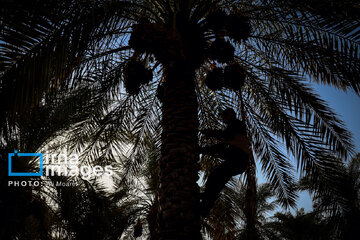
[200,159,234,217]
[200,147,249,217]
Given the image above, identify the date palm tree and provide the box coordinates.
[1,0,360,239]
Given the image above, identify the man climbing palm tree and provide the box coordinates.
[2,1,359,238]
[200,108,251,216]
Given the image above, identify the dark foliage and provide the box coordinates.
[227,11,251,41]
[133,219,143,238]
[206,10,229,34]
[205,67,224,91]
[209,39,235,63]
[123,60,153,95]
[156,84,165,101]
[224,63,246,91]
[129,15,207,68]
[206,9,251,41]
[129,20,166,55]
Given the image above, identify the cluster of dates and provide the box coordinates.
[124,9,250,95]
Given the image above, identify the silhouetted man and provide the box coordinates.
[199,108,250,217]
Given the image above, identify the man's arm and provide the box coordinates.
[200,129,225,139]
[223,135,251,154]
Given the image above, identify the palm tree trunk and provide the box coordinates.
[157,64,201,239]
[244,156,259,240]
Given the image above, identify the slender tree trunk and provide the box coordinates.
[244,155,259,240]
[156,63,201,239]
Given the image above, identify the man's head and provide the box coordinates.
[221,108,236,124]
